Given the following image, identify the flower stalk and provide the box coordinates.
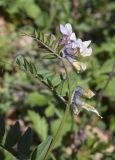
[44,57,72,160]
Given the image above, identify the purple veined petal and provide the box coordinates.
[63,47,75,63]
[66,56,75,63]
[82,40,91,48]
[72,39,82,49]
[61,44,75,58]
[77,38,82,44]
[59,24,68,35]
[76,39,82,46]
[81,47,92,57]
[64,45,75,56]
[70,32,76,41]
[64,43,73,49]
[65,23,72,35]
[65,48,75,55]
[72,42,77,49]
[72,42,80,49]
[72,94,85,115]
[71,86,84,103]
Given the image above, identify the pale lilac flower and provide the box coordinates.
[80,40,92,57]
[69,33,76,42]
[72,39,92,57]
[59,23,92,57]
[71,86,85,114]
[60,23,72,36]
[71,87,102,118]
[59,23,76,44]
[61,44,75,61]
[59,23,92,72]
[72,39,82,49]
[61,42,87,72]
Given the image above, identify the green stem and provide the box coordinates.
[0,145,16,158]
[51,153,57,160]
[44,59,72,160]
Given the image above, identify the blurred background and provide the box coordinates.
[0,0,115,159]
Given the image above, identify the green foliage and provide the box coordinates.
[34,31,63,54]
[0,117,5,143]
[51,117,71,148]
[5,122,21,148]
[0,0,48,27]
[15,55,68,102]
[28,111,48,140]
[17,127,32,159]
[15,56,37,76]
[31,136,52,160]
[25,92,49,106]
[0,120,52,160]
[0,0,115,159]
[45,103,55,117]
[0,120,32,159]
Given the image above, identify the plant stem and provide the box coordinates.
[51,153,57,160]
[0,145,16,158]
[44,59,72,160]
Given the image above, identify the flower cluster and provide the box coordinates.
[59,23,92,72]
[59,23,102,118]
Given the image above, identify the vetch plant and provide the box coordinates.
[18,23,102,160]
[0,23,102,160]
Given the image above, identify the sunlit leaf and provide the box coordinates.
[31,136,52,160]
[25,92,49,106]
[28,111,48,140]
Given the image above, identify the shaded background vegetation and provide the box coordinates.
[0,0,115,159]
